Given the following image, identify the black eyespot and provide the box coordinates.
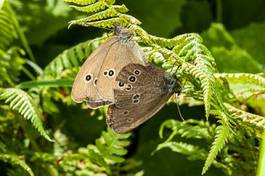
[108,69,115,77]
[134,69,141,75]
[133,99,140,104]
[86,75,91,81]
[132,94,140,99]
[103,70,108,76]
[84,73,93,83]
[123,110,129,115]
[128,75,137,83]
[118,81,124,87]
[125,84,132,91]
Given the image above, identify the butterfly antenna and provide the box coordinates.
[168,57,184,121]
[176,103,185,121]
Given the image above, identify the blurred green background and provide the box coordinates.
[4,0,265,175]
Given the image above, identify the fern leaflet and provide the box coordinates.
[0,88,52,141]
[0,154,34,176]
[202,123,231,174]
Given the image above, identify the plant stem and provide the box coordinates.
[22,66,36,80]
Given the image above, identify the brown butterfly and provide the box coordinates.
[107,63,178,133]
[71,26,148,109]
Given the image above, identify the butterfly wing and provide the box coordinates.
[71,37,118,108]
[96,39,148,101]
[107,64,176,133]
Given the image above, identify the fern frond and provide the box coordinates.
[156,141,207,159]
[182,62,215,118]
[66,0,140,29]
[133,25,201,49]
[215,73,265,87]
[159,119,214,141]
[215,73,265,100]
[70,14,140,28]
[64,0,97,5]
[70,1,108,13]
[225,103,265,131]
[94,128,131,163]
[47,128,134,175]
[0,47,25,87]
[0,88,52,141]
[202,123,231,175]
[0,154,34,176]
[0,1,17,50]
[70,5,128,24]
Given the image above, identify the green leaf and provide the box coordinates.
[16,79,73,89]
[232,22,265,67]
[0,154,34,176]
[201,23,263,73]
[156,141,207,160]
[257,130,265,176]
[0,0,18,50]
[212,46,263,73]
[0,88,52,141]
[202,124,231,175]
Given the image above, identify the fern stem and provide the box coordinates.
[26,60,43,75]
[8,2,36,63]
[22,66,36,80]
[257,131,265,176]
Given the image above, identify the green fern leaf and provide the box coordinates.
[156,141,207,160]
[70,1,108,13]
[70,14,140,28]
[202,123,231,175]
[64,0,97,5]
[182,62,214,118]
[0,154,34,176]
[225,103,265,131]
[70,5,128,25]
[16,79,73,89]
[0,88,52,141]
[215,73,265,100]
[159,119,214,141]
[67,0,140,29]
[0,1,17,50]
[95,129,130,163]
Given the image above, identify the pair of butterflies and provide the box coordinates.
[71,26,179,133]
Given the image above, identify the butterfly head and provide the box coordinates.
[113,24,133,42]
[163,74,182,95]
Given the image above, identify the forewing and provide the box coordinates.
[71,38,117,108]
[96,40,148,100]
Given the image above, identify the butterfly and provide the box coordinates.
[107,63,178,133]
[71,25,148,109]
